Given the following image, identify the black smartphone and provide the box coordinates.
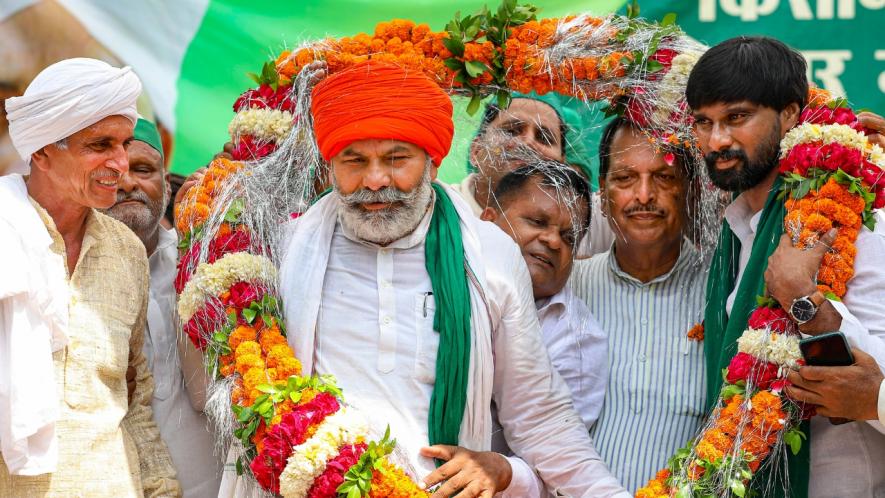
[799,331,855,367]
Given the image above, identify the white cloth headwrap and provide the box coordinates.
[0,174,69,476]
[5,57,141,161]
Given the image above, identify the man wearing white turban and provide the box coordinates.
[0,58,181,497]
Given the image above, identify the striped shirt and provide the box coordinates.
[569,240,708,493]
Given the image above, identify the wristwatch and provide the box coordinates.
[789,291,826,324]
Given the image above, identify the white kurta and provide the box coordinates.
[724,195,885,497]
[280,183,630,498]
[145,227,222,498]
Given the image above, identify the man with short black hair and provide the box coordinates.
[688,35,885,497]
[481,163,607,430]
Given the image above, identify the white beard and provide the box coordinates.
[336,164,433,246]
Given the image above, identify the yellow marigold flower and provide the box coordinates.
[235,353,265,377]
[235,340,261,359]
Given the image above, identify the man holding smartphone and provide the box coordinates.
[787,348,885,426]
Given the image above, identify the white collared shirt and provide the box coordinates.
[535,286,608,429]
[145,227,221,498]
[724,195,885,498]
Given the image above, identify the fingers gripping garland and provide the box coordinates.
[175,3,710,496]
[636,88,885,498]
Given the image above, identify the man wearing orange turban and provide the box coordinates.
[279,60,629,498]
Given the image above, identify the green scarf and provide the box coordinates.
[703,176,810,497]
[425,183,472,447]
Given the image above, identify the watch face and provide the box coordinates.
[791,298,817,323]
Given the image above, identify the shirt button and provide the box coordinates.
[639,354,647,362]
[640,318,648,325]
[382,280,391,288]
[383,317,392,325]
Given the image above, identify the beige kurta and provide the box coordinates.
[0,202,181,497]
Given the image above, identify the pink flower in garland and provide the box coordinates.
[232,135,278,161]
[306,443,368,498]
[174,231,254,294]
[175,240,202,294]
[779,142,863,177]
[251,393,341,493]
[181,298,226,350]
[233,84,295,112]
[726,352,781,389]
[227,281,268,309]
[747,306,792,333]
[800,106,857,126]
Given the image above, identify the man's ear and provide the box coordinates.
[29,147,52,172]
[598,179,610,218]
[781,102,801,132]
[479,206,498,223]
[430,163,439,181]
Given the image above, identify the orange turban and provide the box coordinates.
[311,61,454,166]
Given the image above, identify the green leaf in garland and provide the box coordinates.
[466,94,483,115]
[464,60,489,78]
[660,12,677,26]
[241,307,257,324]
[442,37,465,57]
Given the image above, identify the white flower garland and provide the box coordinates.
[736,328,802,369]
[779,122,870,158]
[178,252,277,322]
[229,108,295,143]
[278,407,369,498]
[651,53,699,127]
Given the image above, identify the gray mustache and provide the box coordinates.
[624,204,665,216]
[115,189,150,205]
[340,187,415,206]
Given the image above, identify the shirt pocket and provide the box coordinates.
[667,337,706,418]
[414,292,438,384]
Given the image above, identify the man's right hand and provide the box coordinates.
[786,347,884,421]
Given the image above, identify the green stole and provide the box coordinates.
[425,183,471,447]
[703,175,810,497]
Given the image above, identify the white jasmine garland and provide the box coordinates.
[651,53,698,127]
[779,123,869,158]
[278,407,369,498]
[229,108,295,143]
[178,252,277,322]
[736,328,802,369]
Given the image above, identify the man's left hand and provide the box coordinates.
[765,230,837,311]
[785,347,884,421]
[419,445,512,498]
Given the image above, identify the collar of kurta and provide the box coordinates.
[606,237,698,287]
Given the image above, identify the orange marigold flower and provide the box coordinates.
[235,340,262,359]
[368,459,430,498]
[695,439,724,462]
[242,367,269,395]
[229,325,258,351]
[235,353,265,377]
[687,322,704,342]
[807,86,833,107]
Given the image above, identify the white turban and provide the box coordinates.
[5,58,142,161]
